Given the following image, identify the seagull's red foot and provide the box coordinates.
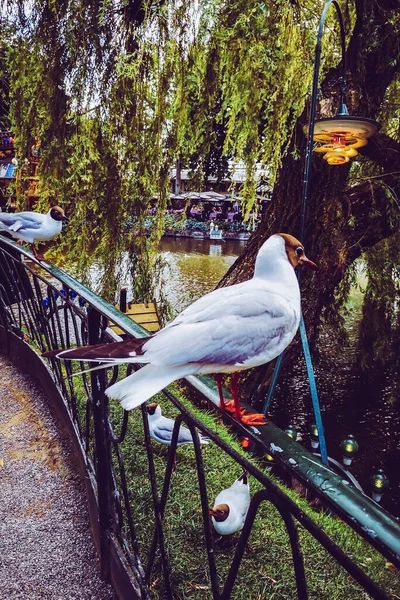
[31,244,45,261]
[221,400,267,426]
[238,412,267,426]
[221,399,237,414]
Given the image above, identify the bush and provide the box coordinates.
[125,213,249,235]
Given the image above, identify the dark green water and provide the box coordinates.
[159,236,246,313]
[158,236,400,518]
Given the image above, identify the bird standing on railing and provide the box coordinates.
[43,233,317,425]
[146,402,210,447]
[209,471,250,536]
[0,206,69,260]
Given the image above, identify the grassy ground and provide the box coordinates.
[103,385,400,600]
[38,260,399,599]
[15,251,398,598]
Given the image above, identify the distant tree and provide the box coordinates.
[0,38,11,130]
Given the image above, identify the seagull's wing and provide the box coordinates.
[154,417,194,444]
[42,337,150,362]
[44,282,299,370]
[0,214,24,230]
[0,212,44,231]
[43,283,297,367]
[101,286,299,411]
[165,281,250,327]
[144,285,299,367]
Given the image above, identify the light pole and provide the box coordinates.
[300,0,380,240]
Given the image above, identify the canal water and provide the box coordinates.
[159,236,246,313]
[158,236,400,518]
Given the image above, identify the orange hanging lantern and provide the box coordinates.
[304,114,380,165]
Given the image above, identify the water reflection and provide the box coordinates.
[159,237,246,314]
[209,244,222,257]
[159,236,246,256]
[269,358,400,517]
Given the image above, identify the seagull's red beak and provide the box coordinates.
[300,255,318,270]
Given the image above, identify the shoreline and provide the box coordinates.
[162,231,251,241]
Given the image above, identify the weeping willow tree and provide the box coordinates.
[216,0,400,384]
[1,1,337,293]
[1,0,400,372]
[0,38,11,130]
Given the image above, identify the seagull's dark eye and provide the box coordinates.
[295,247,304,257]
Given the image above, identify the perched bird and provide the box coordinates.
[0,206,68,260]
[209,471,250,536]
[43,233,316,425]
[146,402,210,447]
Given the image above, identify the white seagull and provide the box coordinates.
[43,233,316,425]
[0,206,68,260]
[209,471,250,536]
[146,402,210,446]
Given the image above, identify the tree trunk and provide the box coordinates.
[219,0,400,400]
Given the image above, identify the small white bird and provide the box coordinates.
[0,206,68,260]
[43,233,316,424]
[209,471,250,536]
[146,402,210,446]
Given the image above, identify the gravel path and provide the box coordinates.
[0,355,117,600]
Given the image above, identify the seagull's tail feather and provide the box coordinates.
[238,470,248,484]
[197,433,210,445]
[68,363,115,378]
[42,337,150,362]
[106,364,194,411]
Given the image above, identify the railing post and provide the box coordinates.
[88,306,112,581]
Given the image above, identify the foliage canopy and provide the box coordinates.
[1,0,349,292]
[1,0,400,373]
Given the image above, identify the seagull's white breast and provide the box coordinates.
[0,211,63,243]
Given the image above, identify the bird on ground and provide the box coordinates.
[43,233,317,425]
[0,206,69,260]
[209,471,250,536]
[146,402,210,447]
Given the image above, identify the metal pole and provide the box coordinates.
[265,1,347,463]
[299,0,347,241]
[298,0,347,463]
[88,306,112,580]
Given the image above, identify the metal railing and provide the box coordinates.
[0,236,399,600]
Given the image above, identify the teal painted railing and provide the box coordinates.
[0,236,398,600]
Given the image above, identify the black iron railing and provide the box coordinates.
[0,236,399,600]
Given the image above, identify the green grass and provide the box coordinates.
[103,386,400,600]
[24,302,399,600]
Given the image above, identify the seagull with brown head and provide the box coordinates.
[0,206,68,260]
[209,471,250,537]
[43,233,316,425]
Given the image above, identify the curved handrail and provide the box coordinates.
[0,236,399,600]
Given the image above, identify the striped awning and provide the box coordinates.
[0,161,16,180]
